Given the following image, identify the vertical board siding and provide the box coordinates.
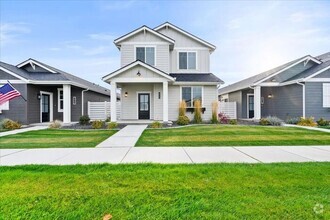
[306,82,330,120]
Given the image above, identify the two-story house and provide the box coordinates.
[103,22,224,122]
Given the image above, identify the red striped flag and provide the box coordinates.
[0,83,21,105]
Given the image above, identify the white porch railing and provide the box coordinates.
[87,101,121,120]
[218,101,237,119]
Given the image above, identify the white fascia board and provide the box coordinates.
[114,26,175,45]
[253,56,322,86]
[0,80,26,84]
[16,59,57,73]
[304,65,330,80]
[154,23,216,50]
[102,61,175,82]
[112,78,170,83]
[0,67,29,82]
[305,78,330,82]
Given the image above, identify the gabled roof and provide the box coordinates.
[114,25,175,48]
[285,60,330,81]
[316,52,330,62]
[218,55,322,95]
[102,60,175,82]
[154,22,216,51]
[170,73,224,83]
[0,59,110,96]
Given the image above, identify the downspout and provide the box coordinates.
[81,88,89,116]
[296,81,305,118]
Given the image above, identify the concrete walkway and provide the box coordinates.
[96,125,148,148]
[1,146,329,166]
[0,126,48,137]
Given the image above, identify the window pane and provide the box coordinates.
[188,52,196,69]
[193,87,202,105]
[60,101,63,110]
[182,87,192,107]
[179,52,187,69]
[146,47,155,66]
[136,47,145,62]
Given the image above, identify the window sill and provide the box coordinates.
[185,107,206,113]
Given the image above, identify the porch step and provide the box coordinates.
[96,125,148,148]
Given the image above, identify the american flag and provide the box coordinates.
[0,83,21,105]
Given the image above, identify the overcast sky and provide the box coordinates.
[1,0,329,88]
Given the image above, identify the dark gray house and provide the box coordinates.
[218,52,330,121]
[0,58,110,124]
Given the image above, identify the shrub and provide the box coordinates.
[259,118,270,126]
[179,101,187,117]
[79,115,90,125]
[211,101,218,124]
[107,122,118,129]
[49,120,62,129]
[150,121,162,128]
[105,117,110,123]
[218,112,229,124]
[316,118,329,126]
[0,118,10,129]
[193,99,202,124]
[286,117,300,125]
[2,119,22,130]
[229,119,237,125]
[92,120,104,129]
[177,115,190,125]
[260,116,283,126]
[297,117,317,127]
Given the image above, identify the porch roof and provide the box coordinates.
[170,73,224,83]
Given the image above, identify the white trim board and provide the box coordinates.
[16,59,57,73]
[247,93,254,119]
[114,26,175,46]
[154,22,216,50]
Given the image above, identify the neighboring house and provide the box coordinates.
[218,52,330,120]
[102,22,224,122]
[0,58,110,124]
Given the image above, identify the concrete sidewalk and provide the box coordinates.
[96,125,148,148]
[1,146,329,166]
[0,126,48,137]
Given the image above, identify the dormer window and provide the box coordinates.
[136,47,155,66]
[179,52,196,70]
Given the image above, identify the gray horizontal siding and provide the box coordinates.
[305,82,330,120]
[228,91,242,118]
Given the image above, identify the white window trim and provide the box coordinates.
[247,93,254,118]
[180,86,204,107]
[136,91,152,120]
[40,91,53,123]
[134,45,156,66]
[57,88,63,112]
[177,51,198,70]
[323,83,330,108]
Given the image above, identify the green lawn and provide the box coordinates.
[0,129,116,149]
[136,125,330,146]
[0,163,329,219]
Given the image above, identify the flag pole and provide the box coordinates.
[7,80,27,102]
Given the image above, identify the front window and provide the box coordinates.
[136,47,155,66]
[58,88,63,112]
[181,86,202,107]
[179,52,196,70]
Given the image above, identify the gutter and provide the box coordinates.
[81,88,89,116]
[296,81,305,118]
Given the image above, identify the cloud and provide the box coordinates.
[89,33,116,41]
[0,22,30,46]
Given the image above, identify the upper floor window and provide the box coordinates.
[136,47,155,66]
[179,52,196,70]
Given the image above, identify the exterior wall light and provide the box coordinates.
[124,92,128,97]
[37,93,41,100]
[268,94,273,99]
[137,71,141,76]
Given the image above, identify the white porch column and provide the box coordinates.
[163,81,168,122]
[254,86,261,120]
[63,84,71,123]
[110,81,117,122]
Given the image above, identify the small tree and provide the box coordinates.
[194,99,202,124]
[179,100,187,117]
[211,101,218,124]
